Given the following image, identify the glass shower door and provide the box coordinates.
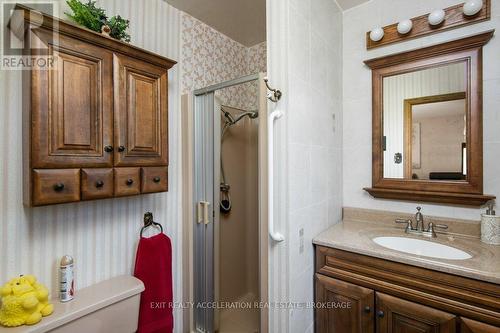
[193,92,216,333]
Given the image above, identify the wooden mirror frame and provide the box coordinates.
[363,30,495,206]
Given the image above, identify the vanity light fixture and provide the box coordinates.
[366,1,491,50]
[463,0,483,16]
[397,19,413,34]
[428,9,446,26]
[370,27,384,42]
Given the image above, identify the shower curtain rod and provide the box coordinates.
[221,105,258,114]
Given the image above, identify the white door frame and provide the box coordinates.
[266,0,291,331]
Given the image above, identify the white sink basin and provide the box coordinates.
[372,236,472,260]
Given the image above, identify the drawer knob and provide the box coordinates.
[118,146,126,152]
[377,310,385,318]
[126,178,134,186]
[153,176,161,183]
[53,183,65,192]
[364,306,371,313]
[95,180,104,188]
[104,145,114,152]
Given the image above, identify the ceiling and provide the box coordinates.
[165,0,371,46]
[165,0,266,47]
[335,0,371,10]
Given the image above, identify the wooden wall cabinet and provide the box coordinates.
[315,246,500,333]
[12,5,176,206]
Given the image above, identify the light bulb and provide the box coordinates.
[463,0,483,16]
[428,9,446,26]
[397,20,413,34]
[370,28,384,42]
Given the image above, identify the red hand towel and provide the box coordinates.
[134,233,173,333]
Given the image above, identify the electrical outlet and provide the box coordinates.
[299,228,304,254]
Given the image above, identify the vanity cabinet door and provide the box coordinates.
[460,317,500,333]
[376,293,456,333]
[315,274,374,333]
[31,29,114,168]
[113,54,168,167]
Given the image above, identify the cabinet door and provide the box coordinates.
[461,317,500,333]
[31,29,113,168]
[376,293,456,333]
[315,274,374,333]
[113,54,168,167]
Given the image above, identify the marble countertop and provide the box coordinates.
[313,219,500,284]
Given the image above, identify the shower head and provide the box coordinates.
[221,106,258,126]
[231,111,258,124]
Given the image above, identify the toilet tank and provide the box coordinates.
[3,275,145,333]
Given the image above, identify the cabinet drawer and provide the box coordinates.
[32,169,80,206]
[114,168,140,197]
[141,167,168,193]
[82,169,113,200]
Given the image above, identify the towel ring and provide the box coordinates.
[140,212,163,237]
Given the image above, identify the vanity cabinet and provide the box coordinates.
[13,4,176,206]
[315,246,500,333]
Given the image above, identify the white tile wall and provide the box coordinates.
[286,0,343,331]
[343,0,500,220]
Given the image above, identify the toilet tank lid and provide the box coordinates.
[2,275,145,333]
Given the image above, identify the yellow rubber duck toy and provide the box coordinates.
[0,275,54,327]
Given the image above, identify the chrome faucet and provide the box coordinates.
[415,206,424,232]
[395,207,448,238]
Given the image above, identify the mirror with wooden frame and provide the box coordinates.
[363,30,495,206]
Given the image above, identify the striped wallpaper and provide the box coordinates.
[0,0,184,330]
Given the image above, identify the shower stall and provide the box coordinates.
[191,74,269,333]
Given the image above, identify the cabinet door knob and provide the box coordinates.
[153,176,161,183]
[53,183,65,192]
[95,180,104,188]
[126,179,134,186]
[377,310,385,318]
[104,145,114,152]
[118,146,126,152]
[364,306,371,313]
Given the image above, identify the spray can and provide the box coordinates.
[59,255,75,302]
